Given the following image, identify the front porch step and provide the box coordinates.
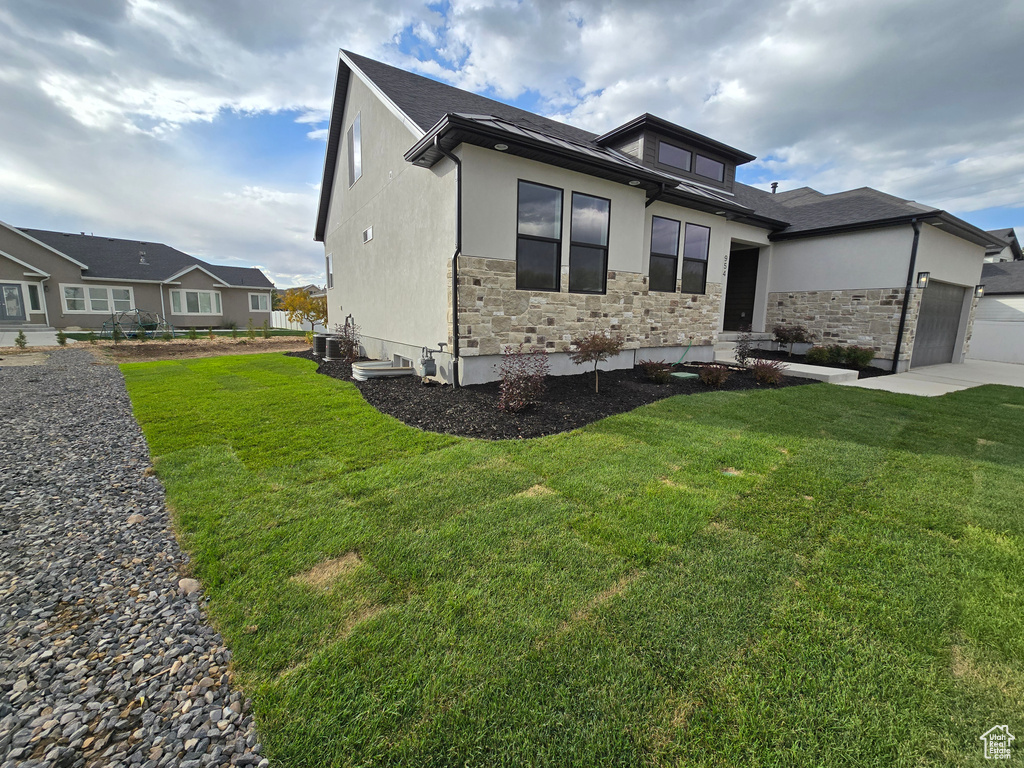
[713,349,859,384]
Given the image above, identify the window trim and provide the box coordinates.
[248,292,270,312]
[648,216,681,293]
[515,179,564,293]
[568,191,611,295]
[60,283,135,314]
[347,112,362,187]
[26,284,42,312]
[168,289,223,316]
[681,223,711,294]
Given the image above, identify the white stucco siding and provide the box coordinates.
[915,223,985,288]
[768,226,914,293]
[321,73,455,354]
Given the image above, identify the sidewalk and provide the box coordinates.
[836,359,1024,396]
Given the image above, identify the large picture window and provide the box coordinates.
[516,180,563,291]
[170,289,222,316]
[568,193,610,294]
[61,284,133,313]
[649,216,680,293]
[681,224,711,294]
[347,113,362,187]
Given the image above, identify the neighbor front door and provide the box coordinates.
[0,284,26,323]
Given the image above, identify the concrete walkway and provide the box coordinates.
[837,359,1024,396]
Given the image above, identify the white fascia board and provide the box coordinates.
[163,264,230,285]
[0,248,49,276]
[0,220,89,269]
[339,50,425,141]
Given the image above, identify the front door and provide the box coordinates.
[723,248,759,331]
[0,284,26,323]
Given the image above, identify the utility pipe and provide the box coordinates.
[435,136,462,388]
[891,219,921,373]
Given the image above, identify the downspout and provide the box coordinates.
[159,283,167,324]
[645,183,667,208]
[40,277,51,329]
[891,219,921,373]
[435,136,462,388]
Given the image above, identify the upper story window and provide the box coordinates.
[568,193,611,294]
[649,216,680,293]
[681,224,710,294]
[516,180,563,291]
[657,141,691,173]
[347,113,362,187]
[694,154,725,182]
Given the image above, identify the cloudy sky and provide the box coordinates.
[1,0,1021,287]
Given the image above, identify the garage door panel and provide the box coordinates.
[911,280,966,368]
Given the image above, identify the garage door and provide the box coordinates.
[911,280,967,367]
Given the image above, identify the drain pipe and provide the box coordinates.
[435,137,462,388]
[645,182,667,208]
[891,219,921,373]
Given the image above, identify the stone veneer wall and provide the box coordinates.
[959,296,979,362]
[449,255,722,356]
[765,288,922,363]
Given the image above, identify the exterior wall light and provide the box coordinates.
[975,284,985,298]
[494,143,508,151]
[916,271,930,288]
[628,180,641,186]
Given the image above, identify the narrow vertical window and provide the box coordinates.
[568,192,610,294]
[347,113,362,187]
[649,216,680,292]
[326,253,334,290]
[27,284,41,312]
[516,180,563,291]
[88,287,109,313]
[681,223,710,294]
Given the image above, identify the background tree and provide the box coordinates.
[282,289,327,331]
[568,332,625,393]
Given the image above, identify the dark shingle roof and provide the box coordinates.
[986,228,1023,259]
[982,260,1024,294]
[20,229,273,288]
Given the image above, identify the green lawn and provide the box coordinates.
[122,353,1024,767]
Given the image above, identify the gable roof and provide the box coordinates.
[981,260,1024,294]
[0,219,88,269]
[986,227,1023,259]
[19,229,273,288]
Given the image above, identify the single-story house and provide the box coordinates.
[314,50,1002,384]
[968,260,1024,364]
[984,228,1023,263]
[0,222,273,334]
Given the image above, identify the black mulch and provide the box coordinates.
[747,348,892,379]
[287,350,816,440]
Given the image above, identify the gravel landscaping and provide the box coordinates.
[0,350,267,768]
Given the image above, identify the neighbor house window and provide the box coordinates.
[568,192,610,294]
[516,180,563,291]
[61,284,133,313]
[649,216,680,293]
[326,253,334,289]
[657,141,692,172]
[170,289,222,315]
[681,224,711,294]
[347,113,362,187]
[27,284,42,312]
[695,155,725,182]
[249,293,270,311]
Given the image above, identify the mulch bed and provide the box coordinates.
[747,348,891,379]
[288,350,815,440]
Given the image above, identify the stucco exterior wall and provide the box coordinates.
[915,223,986,287]
[321,73,455,361]
[768,227,914,292]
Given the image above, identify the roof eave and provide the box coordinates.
[594,113,757,165]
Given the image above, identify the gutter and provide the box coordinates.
[891,219,922,373]
[434,136,462,388]
[645,183,667,209]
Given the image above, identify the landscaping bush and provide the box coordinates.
[208,327,216,340]
[750,358,786,385]
[56,330,67,347]
[773,324,813,356]
[161,331,173,342]
[568,332,625,393]
[187,326,198,341]
[230,322,238,339]
[15,330,27,349]
[806,344,845,365]
[497,344,549,413]
[637,359,673,384]
[699,363,732,387]
[305,330,315,346]
[261,320,270,339]
[247,319,256,340]
[844,345,876,369]
[734,325,754,366]
[334,315,361,361]
[86,331,98,345]
[112,326,124,344]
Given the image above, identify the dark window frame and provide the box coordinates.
[516,179,564,292]
[681,223,711,294]
[694,154,725,182]
[656,140,692,173]
[568,191,611,295]
[649,215,681,293]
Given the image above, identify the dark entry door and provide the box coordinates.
[0,284,26,323]
[723,248,759,331]
[911,280,966,367]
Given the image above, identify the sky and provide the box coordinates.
[1,0,1021,288]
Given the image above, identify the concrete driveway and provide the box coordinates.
[838,359,1024,396]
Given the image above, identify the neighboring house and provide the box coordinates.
[984,228,1023,263]
[967,260,1024,364]
[0,222,273,333]
[315,50,1001,384]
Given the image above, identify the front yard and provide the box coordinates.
[122,353,1024,767]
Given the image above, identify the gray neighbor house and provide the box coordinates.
[315,51,1003,385]
[0,221,273,339]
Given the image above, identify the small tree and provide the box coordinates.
[734,325,754,366]
[56,330,68,347]
[568,332,625,393]
[334,315,361,361]
[772,324,813,356]
[15,330,28,349]
[283,288,327,331]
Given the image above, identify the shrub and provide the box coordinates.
[261,320,270,339]
[304,330,315,346]
[844,345,876,369]
[568,332,625,393]
[86,331,98,345]
[161,331,173,342]
[734,325,754,367]
[247,319,256,340]
[56,330,67,347]
[497,344,549,413]
[334,315,361,361]
[806,344,844,365]
[112,326,124,344]
[699,363,732,387]
[637,359,673,385]
[750,358,786,385]
[15,330,27,349]
[208,327,216,340]
[186,326,198,340]
[230,322,238,340]
[773,324,813,356]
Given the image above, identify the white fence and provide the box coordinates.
[271,310,327,333]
